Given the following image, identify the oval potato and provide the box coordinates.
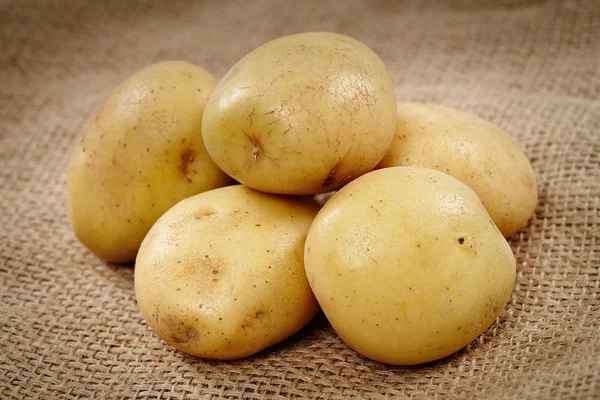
[377,103,537,237]
[202,32,397,195]
[304,167,516,365]
[135,185,320,359]
[67,61,231,263]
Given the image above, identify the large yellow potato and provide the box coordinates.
[304,167,516,365]
[135,185,320,360]
[377,103,537,237]
[202,32,397,195]
[67,61,231,263]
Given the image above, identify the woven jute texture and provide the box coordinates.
[1,0,599,398]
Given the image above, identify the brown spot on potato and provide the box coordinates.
[166,317,194,344]
[240,310,266,331]
[195,209,216,219]
[458,237,465,245]
[171,333,187,344]
[179,149,196,182]
[188,328,197,338]
[170,335,187,344]
[241,128,261,161]
[323,155,353,189]
[369,205,382,216]
[175,255,227,288]
[323,168,338,186]
[252,146,260,160]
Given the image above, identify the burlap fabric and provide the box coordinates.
[1,0,599,398]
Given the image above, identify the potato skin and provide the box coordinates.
[135,185,320,360]
[67,61,231,263]
[377,103,537,237]
[304,167,516,365]
[202,32,397,195]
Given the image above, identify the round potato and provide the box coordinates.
[377,102,537,237]
[67,61,231,263]
[304,167,516,365]
[202,32,397,195]
[135,185,320,360]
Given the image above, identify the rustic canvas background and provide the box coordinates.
[1,0,599,398]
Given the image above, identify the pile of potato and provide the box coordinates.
[67,32,537,365]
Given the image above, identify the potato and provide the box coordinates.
[135,185,320,360]
[304,167,516,365]
[377,103,537,237]
[202,32,397,195]
[67,61,231,263]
